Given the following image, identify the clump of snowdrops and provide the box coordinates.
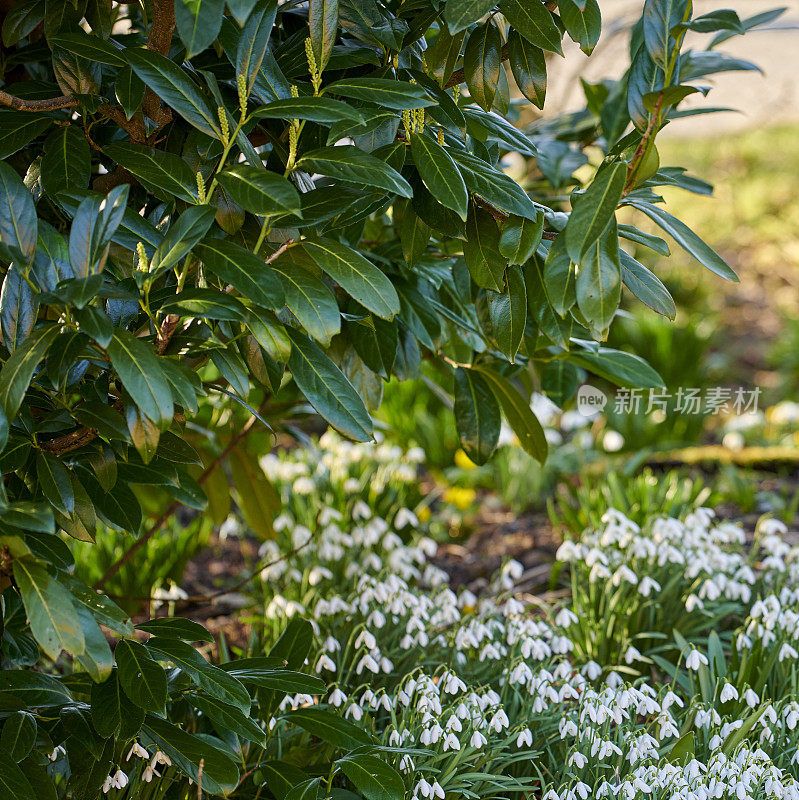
[240,436,799,797]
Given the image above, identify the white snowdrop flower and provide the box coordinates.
[504,559,524,580]
[560,718,578,738]
[685,649,708,670]
[779,643,798,662]
[555,608,578,628]
[142,764,160,782]
[720,683,739,703]
[355,630,377,650]
[345,704,363,721]
[624,645,642,664]
[583,661,602,680]
[152,752,172,768]
[470,730,487,748]
[399,754,414,773]
[709,734,723,750]
[569,751,587,769]
[102,777,113,794]
[744,688,760,707]
[430,781,445,799]
[329,688,347,707]
[516,728,533,748]
[394,508,418,529]
[315,654,336,673]
[343,478,359,494]
[112,770,128,789]
[356,654,380,674]
[638,576,661,597]
[308,566,333,586]
[323,636,341,652]
[685,594,704,612]
[415,778,432,798]
[293,476,315,495]
[352,500,371,520]
[126,742,149,761]
[488,709,510,732]
[543,791,559,800]
[50,745,66,762]
[443,732,460,751]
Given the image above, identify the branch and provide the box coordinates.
[141,0,175,129]
[93,407,267,590]
[0,90,78,111]
[623,91,664,197]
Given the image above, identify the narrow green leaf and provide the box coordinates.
[299,238,400,320]
[13,557,85,660]
[297,146,412,198]
[0,325,58,421]
[474,366,548,463]
[287,328,373,442]
[125,49,221,138]
[410,133,468,220]
[445,0,496,34]
[628,200,738,281]
[464,206,507,292]
[103,143,198,204]
[500,0,563,54]
[453,367,500,465]
[106,330,174,425]
[507,30,546,108]
[195,238,285,309]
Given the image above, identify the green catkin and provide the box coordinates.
[237,73,248,118]
[218,107,230,146]
[136,242,148,272]
[196,172,206,204]
[305,38,322,95]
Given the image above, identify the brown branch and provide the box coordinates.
[141,0,175,130]
[444,43,509,90]
[93,407,266,590]
[0,90,78,111]
[623,91,664,197]
[40,426,99,455]
[156,314,181,354]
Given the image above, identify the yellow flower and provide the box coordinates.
[418,506,431,523]
[454,449,477,470]
[443,486,476,510]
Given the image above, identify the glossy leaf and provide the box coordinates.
[453,367,501,465]
[216,165,301,215]
[287,329,373,442]
[410,134,468,220]
[500,0,563,54]
[463,20,501,111]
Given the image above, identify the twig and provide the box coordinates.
[623,91,664,196]
[141,0,175,130]
[197,758,203,799]
[94,406,266,590]
[0,90,78,111]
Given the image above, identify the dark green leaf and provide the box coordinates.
[103,143,198,204]
[445,0,496,34]
[325,77,435,110]
[500,0,563,54]
[250,96,362,124]
[410,134,468,220]
[454,367,500,465]
[558,0,601,54]
[337,754,404,800]
[475,366,547,463]
[151,205,216,275]
[195,238,285,309]
[464,206,507,292]
[0,711,36,762]
[499,212,543,265]
[286,706,373,750]
[116,638,168,712]
[125,49,221,138]
[0,162,37,262]
[216,165,301,215]
[299,238,400,320]
[567,345,664,387]
[463,21,501,111]
[507,30,546,108]
[106,330,174,424]
[297,146,412,198]
[145,637,250,712]
[175,0,224,56]
[41,125,90,199]
[0,325,59,421]
[287,328,373,442]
